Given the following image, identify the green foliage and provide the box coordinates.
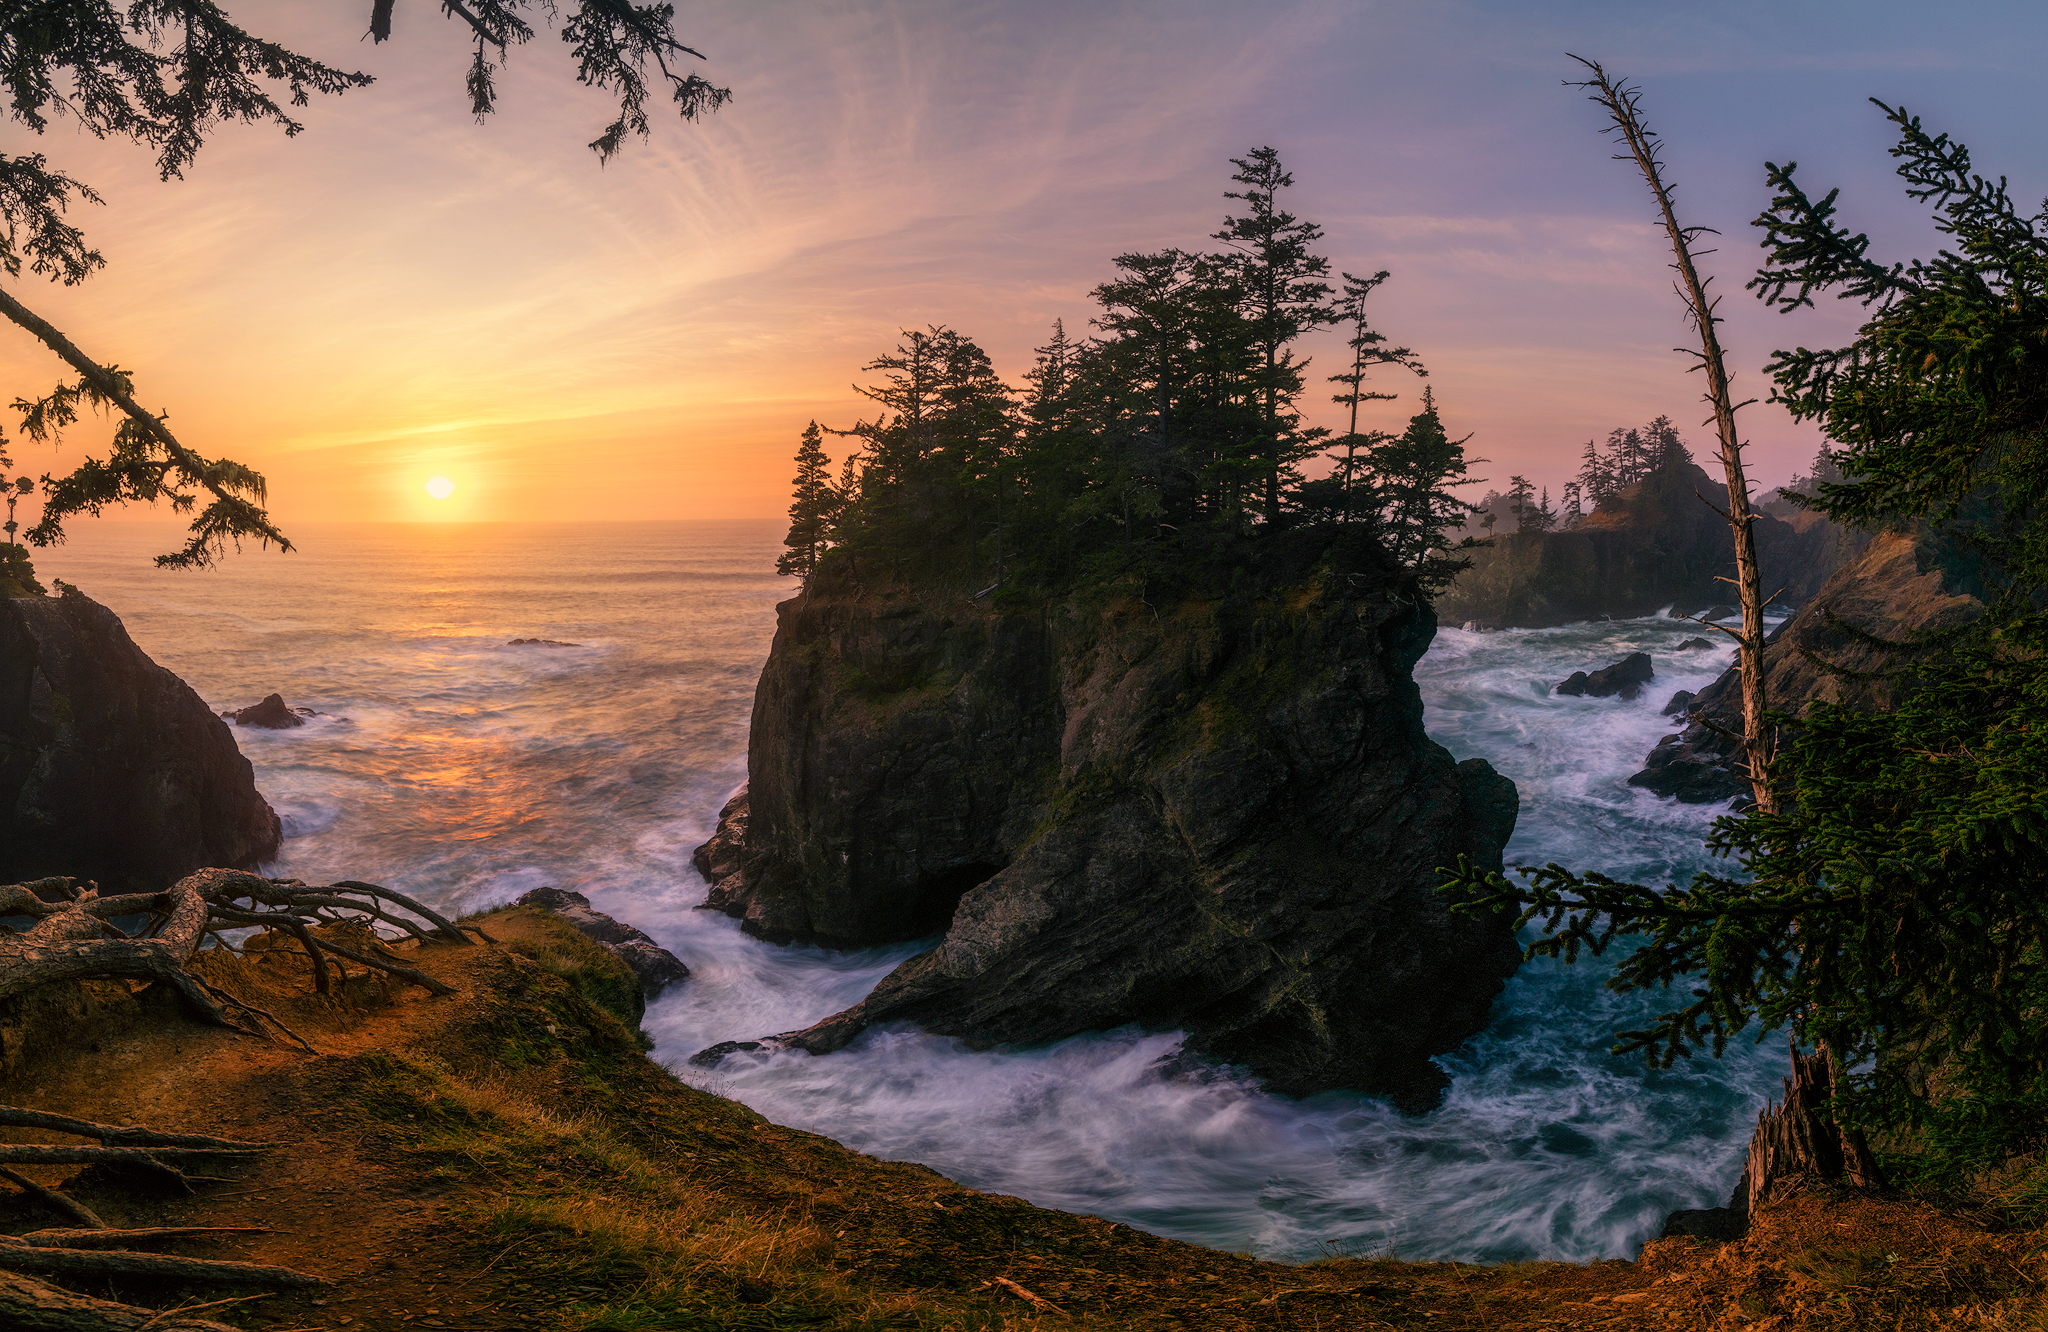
[0,1,728,568]
[1442,102,2048,1163]
[775,422,841,583]
[798,150,1478,604]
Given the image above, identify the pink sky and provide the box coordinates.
[3,1,2042,532]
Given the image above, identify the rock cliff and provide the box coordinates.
[696,535,1520,1111]
[1436,460,1865,629]
[0,584,281,889]
[1630,528,1985,803]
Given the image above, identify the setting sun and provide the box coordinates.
[424,476,455,500]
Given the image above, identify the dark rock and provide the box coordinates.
[515,886,689,1002]
[1661,690,1695,717]
[507,637,581,647]
[1555,652,1653,700]
[688,1039,768,1068]
[1630,528,1985,802]
[690,542,1521,1108]
[1674,637,1714,652]
[1661,1207,1746,1241]
[693,787,749,913]
[1437,459,1868,629]
[226,693,307,729]
[0,585,280,890]
[1698,605,1738,623]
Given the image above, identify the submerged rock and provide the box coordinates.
[508,637,581,647]
[691,534,1520,1112]
[0,585,280,889]
[1673,637,1714,652]
[516,886,690,1002]
[1630,528,1985,803]
[225,693,308,729]
[1555,652,1654,700]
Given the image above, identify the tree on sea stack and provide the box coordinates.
[0,0,728,570]
[777,421,841,587]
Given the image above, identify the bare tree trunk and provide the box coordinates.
[1573,57,1775,812]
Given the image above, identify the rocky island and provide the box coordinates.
[695,530,1520,1112]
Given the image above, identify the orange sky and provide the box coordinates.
[3,2,2043,532]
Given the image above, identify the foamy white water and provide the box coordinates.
[43,521,1782,1263]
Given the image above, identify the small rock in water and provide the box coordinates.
[1699,605,1738,622]
[1661,689,1695,717]
[224,693,309,729]
[1673,637,1714,652]
[507,637,581,647]
[690,1039,770,1068]
[1554,652,1654,700]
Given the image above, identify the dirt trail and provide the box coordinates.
[1,909,2039,1331]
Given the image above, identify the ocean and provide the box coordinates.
[40,519,1782,1263]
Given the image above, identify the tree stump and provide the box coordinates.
[1739,1039,1884,1214]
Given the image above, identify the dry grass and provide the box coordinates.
[5,907,2048,1331]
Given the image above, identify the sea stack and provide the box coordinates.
[695,532,1520,1112]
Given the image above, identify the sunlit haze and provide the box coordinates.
[4,1,2043,535]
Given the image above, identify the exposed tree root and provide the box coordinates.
[0,1269,242,1331]
[0,1167,104,1230]
[0,866,478,1324]
[18,1227,269,1248]
[0,1235,323,1286]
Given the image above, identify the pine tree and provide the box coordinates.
[1326,270,1423,525]
[1211,147,1336,522]
[1369,387,1483,590]
[775,423,839,585]
[1505,474,1538,531]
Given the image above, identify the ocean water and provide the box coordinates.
[40,520,1782,1263]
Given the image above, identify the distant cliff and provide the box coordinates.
[0,583,280,889]
[1437,460,1863,629]
[1630,527,1985,803]
[695,532,1520,1112]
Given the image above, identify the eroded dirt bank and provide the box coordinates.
[2,907,2040,1331]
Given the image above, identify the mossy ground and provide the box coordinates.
[2,909,2043,1330]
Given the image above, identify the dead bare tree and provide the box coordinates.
[0,867,487,1327]
[1570,56,1777,813]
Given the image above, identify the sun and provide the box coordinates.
[424,476,456,500]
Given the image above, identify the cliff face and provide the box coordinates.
[1630,527,1985,802]
[0,585,280,889]
[701,540,1520,1110]
[1436,461,1864,629]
